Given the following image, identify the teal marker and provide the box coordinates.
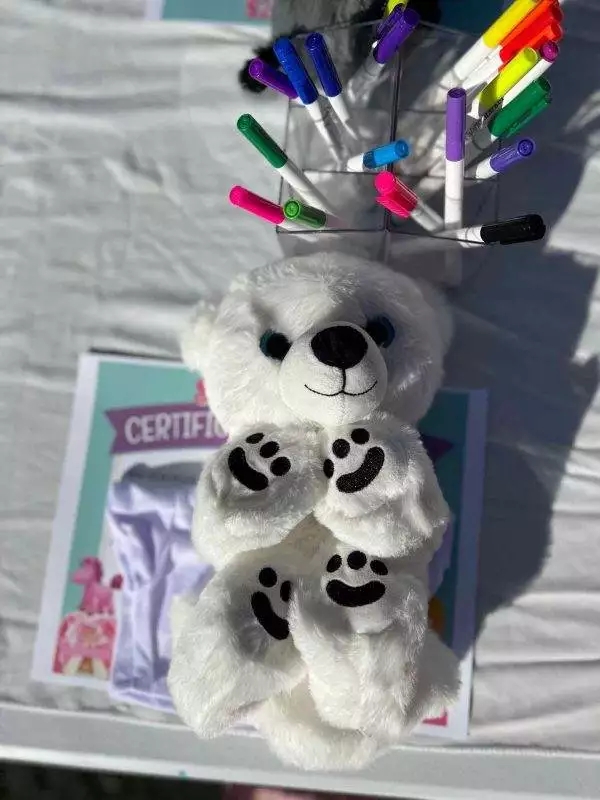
[237,114,336,214]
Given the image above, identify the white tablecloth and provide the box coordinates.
[1,0,600,796]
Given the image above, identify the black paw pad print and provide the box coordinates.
[323,429,385,493]
[325,550,388,608]
[250,566,292,641]
[228,432,291,492]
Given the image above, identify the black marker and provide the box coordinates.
[447,214,546,246]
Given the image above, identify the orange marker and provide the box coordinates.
[500,22,562,68]
[501,0,562,51]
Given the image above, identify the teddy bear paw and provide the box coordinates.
[193,426,326,565]
[315,419,449,558]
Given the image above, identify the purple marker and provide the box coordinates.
[373,7,421,63]
[444,87,467,229]
[347,7,420,103]
[249,58,298,100]
[466,138,536,180]
[375,5,404,40]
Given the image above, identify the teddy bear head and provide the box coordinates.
[182,252,452,433]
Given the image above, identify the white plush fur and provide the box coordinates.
[192,424,326,566]
[181,252,452,434]
[168,542,308,737]
[175,251,456,763]
[315,412,450,558]
[254,681,379,771]
[289,541,461,742]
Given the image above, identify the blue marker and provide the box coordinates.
[274,37,342,159]
[305,33,357,139]
[345,139,410,172]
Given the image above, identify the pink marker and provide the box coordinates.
[229,186,297,230]
[375,195,411,218]
[374,172,443,232]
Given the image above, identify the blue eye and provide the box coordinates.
[259,330,291,361]
[365,316,395,348]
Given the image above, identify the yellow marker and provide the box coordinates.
[478,47,540,112]
[385,0,408,15]
[483,0,540,47]
[440,0,543,87]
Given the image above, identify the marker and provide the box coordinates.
[248,58,298,100]
[229,186,297,230]
[466,138,535,179]
[440,0,544,88]
[376,4,405,40]
[499,40,559,106]
[376,195,411,218]
[347,8,420,104]
[283,199,344,230]
[236,114,337,214]
[501,0,562,56]
[375,7,420,62]
[469,47,540,123]
[447,214,546,246]
[499,18,562,69]
[375,172,443,233]
[345,139,410,172]
[273,37,342,160]
[462,4,561,89]
[305,33,358,139]
[465,78,550,162]
[499,92,551,138]
[445,88,466,230]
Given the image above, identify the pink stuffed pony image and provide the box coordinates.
[53,557,122,679]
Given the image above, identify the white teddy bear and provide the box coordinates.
[168,251,460,770]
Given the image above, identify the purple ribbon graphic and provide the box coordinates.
[106,404,227,454]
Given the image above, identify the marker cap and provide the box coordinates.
[479,47,540,111]
[237,114,287,169]
[376,4,404,39]
[488,77,551,137]
[376,195,411,218]
[273,37,318,105]
[374,172,418,212]
[489,138,536,173]
[363,139,410,169]
[305,33,341,97]
[482,0,542,48]
[501,0,561,53]
[541,40,559,62]
[249,58,298,99]
[374,7,420,64]
[479,214,546,244]
[229,186,285,225]
[501,21,563,65]
[283,199,327,229]
[501,94,552,138]
[446,88,467,161]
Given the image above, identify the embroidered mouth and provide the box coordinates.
[304,379,377,398]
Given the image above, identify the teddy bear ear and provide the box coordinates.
[180,299,218,374]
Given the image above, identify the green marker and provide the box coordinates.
[465,78,550,165]
[488,78,551,138]
[497,95,552,139]
[283,199,342,230]
[236,113,336,214]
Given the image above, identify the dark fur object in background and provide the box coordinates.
[239,0,442,93]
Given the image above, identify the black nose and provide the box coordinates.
[311,325,368,370]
